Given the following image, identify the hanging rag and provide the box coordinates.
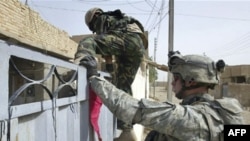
[89,87,103,141]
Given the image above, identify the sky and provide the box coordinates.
[19,0,250,81]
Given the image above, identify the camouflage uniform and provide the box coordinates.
[89,76,244,141]
[75,8,147,131]
[75,9,146,96]
[87,52,245,141]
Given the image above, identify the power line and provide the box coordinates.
[148,11,169,33]
[156,0,165,40]
[28,3,160,15]
[145,0,160,11]
[25,3,250,22]
[176,13,250,22]
[206,32,250,54]
[207,32,250,58]
[144,0,158,28]
[29,0,167,31]
[126,0,152,12]
[76,0,146,6]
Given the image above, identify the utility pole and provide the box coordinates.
[167,0,174,102]
[153,38,157,98]
[25,0,28,5]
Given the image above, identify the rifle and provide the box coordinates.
[143,59,169,72]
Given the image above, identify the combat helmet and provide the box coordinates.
[168,51,225,87]
[85,7,103,31]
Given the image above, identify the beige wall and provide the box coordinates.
[0,0,77,59]
[210,65,250,107]
[225,83,250,107]
[221,65,250,83]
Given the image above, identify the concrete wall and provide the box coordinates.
[0,0,77,59]
[154,81,168,87]
[221,65,250,83]
[131,65,149,141]
[210,65,250,107]
[223,83,250,107]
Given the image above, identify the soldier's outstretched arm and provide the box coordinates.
[74,36,97,64]
[89,76,210,140]
[80,53,210,140]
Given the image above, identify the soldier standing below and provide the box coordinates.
[74,8,147,141]
[80,51,245,141]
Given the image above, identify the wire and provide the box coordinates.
[176,13,250,22]
[27,3,159,15]
[126,0,152,12]
[144,0,158,28]
[77,0,145,6]
[156,0,165,39]
[208,32,250,58]
[148,11,169,33]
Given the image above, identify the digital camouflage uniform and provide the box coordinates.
[89,76,244,141]
[75,8,147,131]
[87,52,244,141]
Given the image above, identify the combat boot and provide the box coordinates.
[114,128,137,141]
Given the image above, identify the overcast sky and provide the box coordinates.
[20,0,250,81]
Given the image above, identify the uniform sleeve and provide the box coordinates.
[89,76,210,140]
[74,36,98,64]
[89,76,139,124]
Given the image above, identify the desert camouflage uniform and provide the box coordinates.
[89,76,245,141]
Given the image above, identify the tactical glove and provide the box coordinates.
[79,56,99,79]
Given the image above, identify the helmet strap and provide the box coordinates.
[175,79,186,99]
[176,80,209,99]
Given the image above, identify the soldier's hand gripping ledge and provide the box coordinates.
[79,55,100,79]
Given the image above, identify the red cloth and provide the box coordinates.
[89,87,103,141]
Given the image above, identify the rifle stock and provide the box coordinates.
[143,59,169,72]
